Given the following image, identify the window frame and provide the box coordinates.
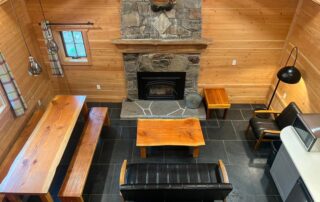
[53,28,92,66]
[60,31,87,59]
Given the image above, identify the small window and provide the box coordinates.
[0,93,6,114]
[61,31,87,59]
[54,29,92,66]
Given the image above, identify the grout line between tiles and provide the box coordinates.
[239,109,246,120]
[118,126,123,139]
[230,120,239,139]
[205,127,210,140]
[222,140,231,165]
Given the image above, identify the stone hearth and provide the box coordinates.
[120,100,206,120]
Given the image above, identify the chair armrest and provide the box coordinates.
[218,160,229,183]
[254,110,281,117]
[263,130,281,135]
[119,160,127,185]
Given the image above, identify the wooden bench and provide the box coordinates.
[0,96,88,202]
[59,107,109,202]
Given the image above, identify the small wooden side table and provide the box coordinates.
[204,88,231,119]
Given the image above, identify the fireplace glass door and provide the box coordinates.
[137,72,186,100]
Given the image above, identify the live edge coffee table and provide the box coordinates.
[137,118,205,158]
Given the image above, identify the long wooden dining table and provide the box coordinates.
[0,95,88,202]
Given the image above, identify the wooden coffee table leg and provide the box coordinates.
[223,109,229,119]
[6,195,21,202]
[104,113,110,126]
[140,147,147,158]
[81,103,89,120]
[206,109,212,119]
[193,147,200,158]
[39,193,54,202]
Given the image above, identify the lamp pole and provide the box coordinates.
[267,79,281,109]
[266,47,301,110]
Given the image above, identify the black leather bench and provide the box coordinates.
[119,160,233,201]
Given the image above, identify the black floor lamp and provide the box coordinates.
[267,47,302,109]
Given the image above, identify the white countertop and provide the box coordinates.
[281,126,320,202]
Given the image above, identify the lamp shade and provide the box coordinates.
[277,66,301,84]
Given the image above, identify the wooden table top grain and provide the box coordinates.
[136,118,205,147]
[204,88,231,109]
[0,95,86,194]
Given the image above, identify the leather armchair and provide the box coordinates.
[119,160,233,202]
[247,102,301,150]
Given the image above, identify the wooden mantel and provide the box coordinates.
[112,38,211,53]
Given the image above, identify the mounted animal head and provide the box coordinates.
[150,0,176,12]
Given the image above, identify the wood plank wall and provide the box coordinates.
[270,0,320,113]
[26,0,298,103]
[27,0,126,102]
[200,0,298,103]
[0,0,53,162]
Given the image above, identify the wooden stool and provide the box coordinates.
[204,88,231,119]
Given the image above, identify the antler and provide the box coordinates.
[150,0,176,12]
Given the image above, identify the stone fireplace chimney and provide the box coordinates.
[118,0,205,101]
[121,0,201,39]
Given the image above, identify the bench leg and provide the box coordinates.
[5,195,21,202]
[140,147,147,158]
[39,193,53,202]
[193,147,200,158]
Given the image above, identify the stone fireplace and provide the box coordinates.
[124,53,200,100]
[117,0,207,119]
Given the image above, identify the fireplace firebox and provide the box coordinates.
[137,72,186,100]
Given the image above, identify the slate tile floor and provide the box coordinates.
[28,103,281,202]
